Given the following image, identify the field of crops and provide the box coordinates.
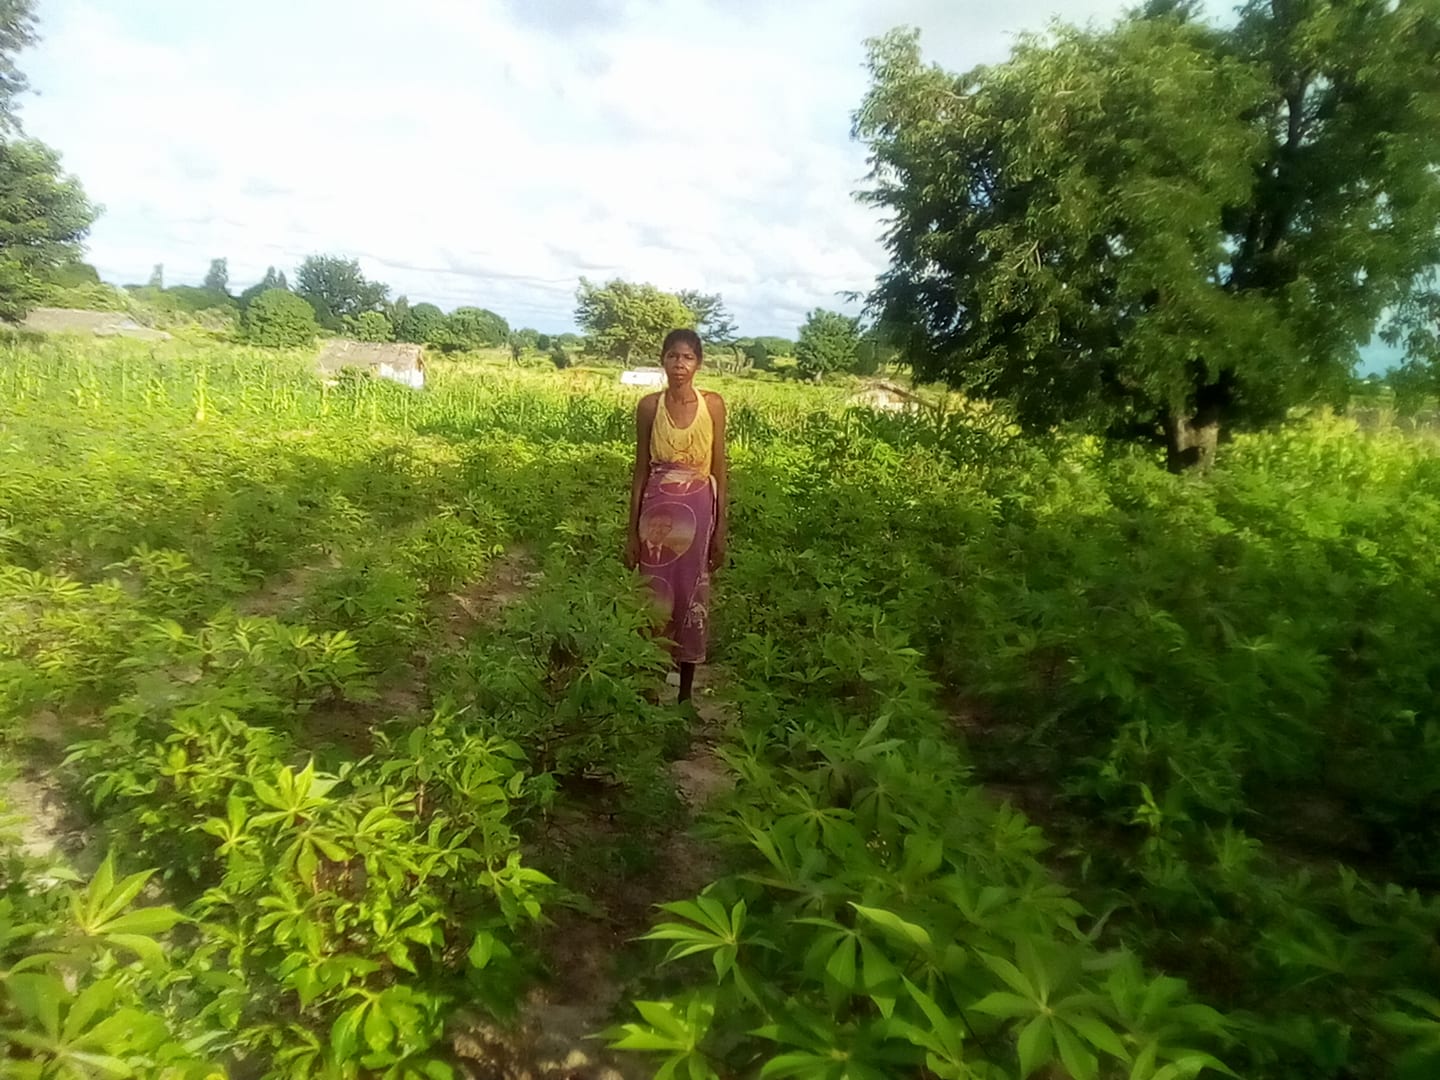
[3,336,1439,1080]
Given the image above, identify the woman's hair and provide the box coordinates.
[662,328,703,362]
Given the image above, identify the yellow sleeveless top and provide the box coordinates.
[651,390,714,476]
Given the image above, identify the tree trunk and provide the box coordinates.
[1164,408,1220,473]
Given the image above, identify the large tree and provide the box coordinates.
[0,0,36,135]
[295,255,388,332]
[203,257,229,296]
[855,2,1440,470]
[431,306,509,352]
[244,288,317,348]
[0,139,98,321]
[398,301,445,344]
[575,277,695,364]
[678,289,739,349]
[795,308,862,381]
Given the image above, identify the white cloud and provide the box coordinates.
[24,0,1136,336]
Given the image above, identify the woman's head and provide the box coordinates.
[661,329,703,384]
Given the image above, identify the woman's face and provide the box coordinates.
[663,341,700,385]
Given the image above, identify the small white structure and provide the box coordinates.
[620,368,666,388]
[317,341,425,389]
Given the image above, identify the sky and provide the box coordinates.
[18,0,1409,368]
[23,0,1138,337]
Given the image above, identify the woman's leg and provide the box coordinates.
[678,662,696,704]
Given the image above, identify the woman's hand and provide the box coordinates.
[624,533,641,570]
[708,526,727,573]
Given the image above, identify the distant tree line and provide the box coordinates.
[572,277,887,380]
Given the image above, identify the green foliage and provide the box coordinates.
[428,306,508,352]
[50,259,98,288]
[39,279,126,312]
[795,308,861,381]
[4,338,1440,1080]
[0,139,99,322]
[575,277,695,364]
[677,290,738,348]
[0,0,37,135]
[244,288,318,348]
[0,842,219,1079]
[755,336,794,357]
[238,267,288,312]
[611,720,1233,1080]
[397,302,444,345]
[295,255,388,332]
[349,310,395,343]
[856,5,1440,463]
[164,284,235,315]
[440,560,676,783]
[853,328,896,377]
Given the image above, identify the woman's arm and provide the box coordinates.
[708,393,728,572]
[625,395,658,568]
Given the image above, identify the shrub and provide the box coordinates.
[430,307,509,352]
[244,288,318,348]
[795,308,861,381]
[350,310,395,342]
[399,302,445,344]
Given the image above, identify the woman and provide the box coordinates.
[624,329,727,704]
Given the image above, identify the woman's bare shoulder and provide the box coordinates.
[701,389,727,411]
[636,392,661,416]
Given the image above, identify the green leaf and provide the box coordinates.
[635,1000,689,1042]
[99,905,184,937]
[904,978,964,1061]
[103,933,165,968]
[331,1005,363,1061]
[468,931,496,970]
[5,973,65,1035]
[970,991,1036,1019]
[825,936,858,992]
[63,979,119,1042]
[980,951,1037,1000]
[759,1051,833,1079]
[850,904,931,949]
[1068,1012,1129,1060]
[1054,1020,1099,1080]
[1018,1016,1054,1080]
[364,1002,396,1053]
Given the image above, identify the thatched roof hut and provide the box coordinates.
[19,307,171,341]
[846,380,931,413]
[316,341,425,389]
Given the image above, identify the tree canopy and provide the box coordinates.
[855,1,1440,469]
[203,258,229,296]
[0,139,98,322]
[431,306,509,352]
[795,308,862,381]
[575,278,695,364]
[678,289,738,349]
[239,267,287,312]
[0,0,36,135]
[295,255,388,332]
[244,288,317,348]
[397,302,445,344]
[350,310,394,343]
